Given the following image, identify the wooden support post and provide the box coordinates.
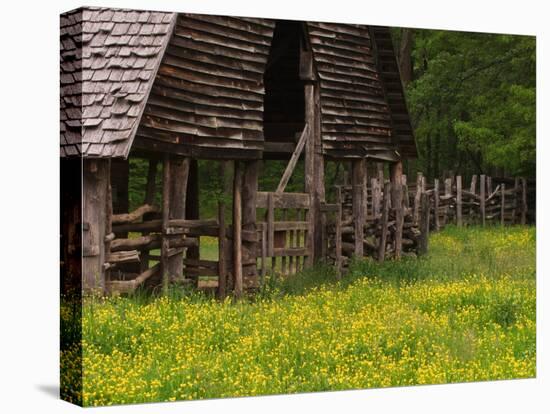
[390,161,404,259]
[378,182,391,262]
[335,187,343,278]
[413,172,423,225]
[500,183,506,226]
[82,159,110,294]
[186,159,200,261]
[456,175,463,227]
[217,201,227,299]
[512,177,519,224]
[371,178,381,218]
[480,174,486,226]
[304,75,325,264]
[105,178,113,284]
[233,162,243,298]
[242,160,259,287]
[470,175,478,194]
[352,159,366,257]
[402,174,410,209]
[521,177,527,225]
[141,158,159,272]
[433,178,440,231]
[161,155,171,294]
[418,192,430,255]
[487,176,492,195]
[167,156,190,281]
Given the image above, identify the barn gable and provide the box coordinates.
[370,26,417,158]
[306,22,398,161]
[60,7,176,158]
[133,14,275,159]
[60,8,416,161]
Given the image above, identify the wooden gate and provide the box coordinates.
[256,191,312,280]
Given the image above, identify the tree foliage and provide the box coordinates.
[404,29,535,179]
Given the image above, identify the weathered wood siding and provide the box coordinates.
[306,22,397,161]
[134,14,276,159]
[370,26,417,158]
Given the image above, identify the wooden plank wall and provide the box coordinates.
[134,14,276,159]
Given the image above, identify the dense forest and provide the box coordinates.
[128,27,536,215]
[394,28,535,180]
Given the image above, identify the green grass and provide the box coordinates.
[61,225,536,406]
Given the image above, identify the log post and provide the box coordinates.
[413,172,423,225]
[521,177,527,225]
[217,201,227,299]
[242,160,259,287]
[141,158,158,273]
[371,177,381,218]
[161,155,171,294]
[378,182,391,262]
[233,162,244,298]
[418,192,430,255]
[390,161,403,258]
[82,159,110,294]
[167,156,190,281]
[470,174,478,194]
[456,175,463,227]
[480,174,486,226]
[335,187,343,279]
[186,159,200,261]
[433,178,440,231]
[500,183,506,226]
[512,177,519,224]
[352,159,366,257]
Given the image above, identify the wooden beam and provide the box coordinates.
[141,158,159,273]
[335,187,343,278]
[352,159,366,257]
[276,124,309,193]
[233,162,244,299]
[456,175,463,227]
[217,201,227,299]
[433,178,440,231]
[501,183,506,226]
[390,161,403,258]
[378,182,391,262]
[242,160,259,287]
[521,177,527,225]
[112,204,159,224]
[480,174,486,226]
[168,156,190,281]
[418,192,430,255]
[82,159,110,294]
[186,159,200,261]
[161,155,171,294]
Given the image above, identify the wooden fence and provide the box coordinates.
[323,173,532,273]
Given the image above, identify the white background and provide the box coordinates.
[0,0,547,412]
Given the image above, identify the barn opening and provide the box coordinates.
[263,20,306,161]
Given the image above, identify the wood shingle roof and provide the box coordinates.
[60,7,176,158]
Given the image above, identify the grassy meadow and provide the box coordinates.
[61,225,536,406]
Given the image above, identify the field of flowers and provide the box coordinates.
[61,226,536,406]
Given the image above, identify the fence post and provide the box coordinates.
[434,178,440,231]
[456,175,463,227]
[500,183,506,226]
[414,172,423,225]
[217,201,227,299]
[335,187,342,279]
[480,174,486,226]
[378,182,391,262]
[521,178,527,225]
[419,192,430,255]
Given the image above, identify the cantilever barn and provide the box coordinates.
[60,7,418,297]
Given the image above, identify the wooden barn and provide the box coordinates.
[60,7,417,296]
